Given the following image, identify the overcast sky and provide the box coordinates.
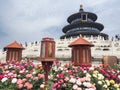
[0,0,120,49]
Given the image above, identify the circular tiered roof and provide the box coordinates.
[62,22,104,33]
[60,5,108,39]
[67,12,97,23]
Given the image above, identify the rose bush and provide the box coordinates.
[49,62,120,90]
[0,60,44,90]
[0,60,120,90]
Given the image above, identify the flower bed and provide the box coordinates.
[0,60,44,90]
[49,62,120,90]
[0,60,120,90]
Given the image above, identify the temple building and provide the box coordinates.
[60,5,108,40]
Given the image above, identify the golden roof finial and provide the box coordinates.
[80,4,83,9]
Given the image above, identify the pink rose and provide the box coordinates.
[26,74,33,78]
[18,83,23,89]
[68,70,73,75]
[13,74,17,78]
[34,77,38,80]
[53,83,58,88]
[58,79,63,84]
[17,79,23,84]
[58,73,64,78]
[38,74,44,78]
[24,82,33,89]
[80,77,86,82]
[91,84,96,88]
[19,70,24,74]
[0,75,4,80]
[27,83,33,90]
[57,84,61,89]
[22,78,27,83]
[64,77,69,81]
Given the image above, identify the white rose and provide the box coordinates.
[105,80,110,86]
[40,84,45,89]
[98,81,102,85]
[93,70,98,74]
[48,74,53,79]
[92,74,97,78]
[26,70,28,73]
[73,84,78,90]
[76,80,82,86]
[69,78,76,83]
[84,70,87,73]
[98,74,104,80]
[83,82,91,87]
[86,73,91,78]
[32,71,36,75]
[58,67,63,70]
[53,66,58,71]
[103,84,107,88]
[118,75,120,79]
[66,70,68,72]
[85,77,91,82]
[11,78,17,83]
[1,77,8,82]
[89,67,94,71]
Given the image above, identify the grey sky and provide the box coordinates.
[0,0,120,49]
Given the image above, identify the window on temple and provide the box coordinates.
[81,13,88,22]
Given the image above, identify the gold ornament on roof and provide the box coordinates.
[80,4,83,9]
